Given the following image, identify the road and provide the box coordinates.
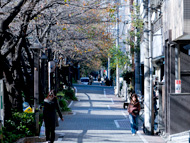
[54,83,165,143]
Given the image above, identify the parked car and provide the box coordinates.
[80,77,89,85]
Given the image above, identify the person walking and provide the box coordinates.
[128,93,141,136]
[43,90,64,143]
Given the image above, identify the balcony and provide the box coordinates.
[150,0,162,8]
[153,16,163,34]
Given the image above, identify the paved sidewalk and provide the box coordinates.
[54,85,166,143]
[106,88,165,143]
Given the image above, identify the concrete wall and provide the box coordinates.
[163,0,190,41]
[140,41,145,64]
[153,29,163,59]
[163,0,184,41]
[184,0,190,34]
[171,0,184,41]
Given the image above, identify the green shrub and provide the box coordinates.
[58,87,77,101]
[57,91,65,97]
[2,112,43,143]
[72,78,77,83]
[58,99,70,112]
[63,88,77,101]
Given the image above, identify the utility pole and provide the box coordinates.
[48,61,51,92]
[107,12,111,81]
[55,64,58,95]
[144,0,154,134]
[108,57,110,80]
[143,0,150,134]
[134,0,141,95]
[41,52,48,101]
[115,0,120,96]
[48,49,54,92]
[31,38,42,136]
[54,52,58,95]
[134,38,141,94]
[148,0,154,134]
[34,49,40,135]
[68,63,71,87]
[0,80,4,142]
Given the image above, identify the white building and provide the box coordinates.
[140,0,190,139]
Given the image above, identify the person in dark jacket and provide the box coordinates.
[43,90,64,143]
[127,93,141,135]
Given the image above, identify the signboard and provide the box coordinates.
[175,80,181,93]
[0,80,4,126]
[23,102,33,113]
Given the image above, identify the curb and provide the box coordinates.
[16,136,46,143]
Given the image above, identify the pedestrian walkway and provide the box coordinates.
[104,88,165,143]
[53,85,165,143]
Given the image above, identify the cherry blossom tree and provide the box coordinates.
[0,0,115,116]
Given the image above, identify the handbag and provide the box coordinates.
[40,121,45,137]
[133,109,139,115]
[128,104,139,115]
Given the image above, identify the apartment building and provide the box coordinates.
[163,0,190,135]
[139,0,190,136]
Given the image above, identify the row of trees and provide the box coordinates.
[108,2,143,90]
[0,0,116,118]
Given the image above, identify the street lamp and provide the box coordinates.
[41,52,48,60]
[0,8,4,15]
[54,58,58,95]
[40,52,48,99]
[30,38,43,135]
[67,61,73,88]
[77,63,80,81]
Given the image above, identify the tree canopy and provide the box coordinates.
[0,0,115,114]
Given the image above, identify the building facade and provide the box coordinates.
[139,0,190,136]
[163,0,190,135]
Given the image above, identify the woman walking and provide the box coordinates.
[43,90,64,143]
[128,93,141,136]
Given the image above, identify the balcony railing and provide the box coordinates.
[153,16,163,34]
